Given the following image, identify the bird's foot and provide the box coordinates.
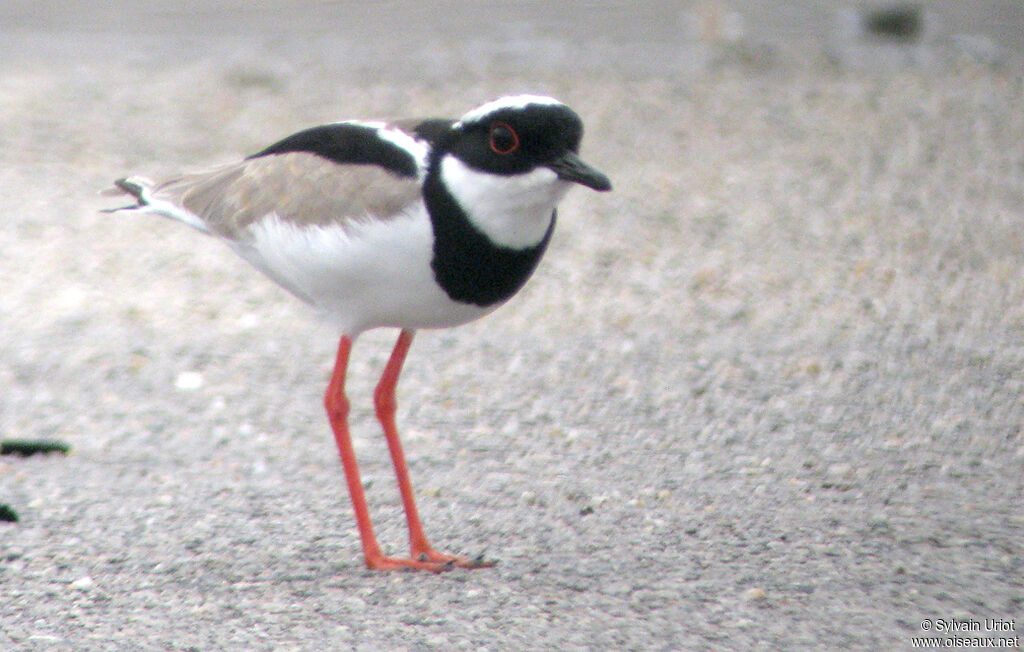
[413,548,497,569]
[364,553,457,573]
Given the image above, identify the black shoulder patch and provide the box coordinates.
[248,123,419,178]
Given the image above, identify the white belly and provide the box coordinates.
[235,206,495,335]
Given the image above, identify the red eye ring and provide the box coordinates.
[488,122,520,154]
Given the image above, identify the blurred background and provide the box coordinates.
[1,1,1021,73]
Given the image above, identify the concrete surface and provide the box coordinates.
[1,2,1022,650]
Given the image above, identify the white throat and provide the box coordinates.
[439,154,568,250]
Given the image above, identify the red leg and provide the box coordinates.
[324,334,452,572]
[373,329,495,569]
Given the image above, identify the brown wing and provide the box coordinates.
[151,152,423,239]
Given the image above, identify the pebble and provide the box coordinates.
[70,576,94,591]
[826,463,852,478]
[0,503,18,522]
[174,371,204,391]
[743,587,767,602]
[236,313,260,330]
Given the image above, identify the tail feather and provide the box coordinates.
[100,175,211,234]
[100,176,154,213]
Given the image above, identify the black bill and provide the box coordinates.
[547,152,612,191]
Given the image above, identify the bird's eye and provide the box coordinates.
[488,122,520,155]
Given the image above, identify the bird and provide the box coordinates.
[105,94,611,572]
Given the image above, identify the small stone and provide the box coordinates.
[0,503,18,522]
[826,463,852,478]
[174,371,204,391]
[1,439,71,457]
[743,587,767,602]
[236,313,260,330]
[863,5,922,40]
[70,576,94,591]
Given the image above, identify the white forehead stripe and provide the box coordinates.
[455,95,565,128]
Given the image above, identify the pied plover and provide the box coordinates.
[106,95,611,571]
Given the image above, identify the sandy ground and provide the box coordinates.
[2,2,1023,650]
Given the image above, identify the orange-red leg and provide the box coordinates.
[324,334,453,572]
[373,329,495,569]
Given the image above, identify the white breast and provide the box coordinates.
[236,205,494,336]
